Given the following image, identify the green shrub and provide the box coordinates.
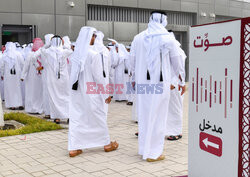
[0,113,63,137]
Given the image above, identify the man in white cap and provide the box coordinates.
[68,27,118,157]
[130,11,186,162]
[1,42,24,110]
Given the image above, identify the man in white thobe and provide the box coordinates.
[32,35,72,123]
[107,43,119,94]
[130,11,186,162]
[42,34,54,118]
[166,31,187,140]
[21,38,44,114]
[1,42,24,110]
[94,31,113,106]
[109,41,129,101]
[68,27,118,157]
[0,46,5,101]
[0,49,4,127]
[126,45,134,106]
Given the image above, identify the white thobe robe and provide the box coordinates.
[0,93,3,127]
[131,96,138,122]
[0,53,4,101]
[94,47,111,114]
[1,53,24,108]
[68,46,110,150]
[32,49,50,116]
[108,48,118,91]
[42,47,72,119]
[130,31,185,160]
[0,55,3,126]
[21,52,43,114]
[113,52,128,101]
[166,86,184,136]
[166,46,186,136]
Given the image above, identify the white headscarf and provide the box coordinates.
[70,26,96,85]
[169,32,187,63]
[23,43,33,59]
[44,36,64,77]
[3,42,18,69]
[144,12,169,71]
[50,36,63,47]
[107,38,118,44]
[117,43,129,64]
[94,31,106,52]
[44,34,54,48]
[63,36,71,49]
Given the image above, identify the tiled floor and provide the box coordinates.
[0,92,189,177]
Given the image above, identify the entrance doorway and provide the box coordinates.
[1,24,37,46]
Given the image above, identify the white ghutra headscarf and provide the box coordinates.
[63,36,71,49]
[144,12,170,72]
[94,31,106,52]
[3,42,18,70]
[70,26,97,85]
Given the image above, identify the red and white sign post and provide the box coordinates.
[188,17,250,177]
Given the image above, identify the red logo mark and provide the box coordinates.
[199,132,222,157]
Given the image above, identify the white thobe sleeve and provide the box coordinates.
[30,49,42,64]
[107,53,113,85]
[21,54,31,80]
[124,58,130,71]
[168,41,186,86]
[130,39,136,82]
[91,53,106,86]
[0,59,5,77]
[110,50,119,69]
[63,49,73,59]
[18,53,25,73]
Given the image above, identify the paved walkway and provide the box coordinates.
[0,93,188,177]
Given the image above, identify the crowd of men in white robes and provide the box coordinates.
[0,10,186,161]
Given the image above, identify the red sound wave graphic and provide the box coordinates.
[191,67,233,118]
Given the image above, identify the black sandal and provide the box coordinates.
[44,115,51,119]
[126,102,133,106]
[54,119,61,124]
[167,135,182,141]
[19,106,24,110]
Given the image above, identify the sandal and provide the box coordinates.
[44,115,51,119]
[167,135,182,141]
[19,106,24,110]
[54,119,61,124]
[147,155,165,162]
[126,102,133,106]
[69,150,82,157]
[104,141,119,152]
